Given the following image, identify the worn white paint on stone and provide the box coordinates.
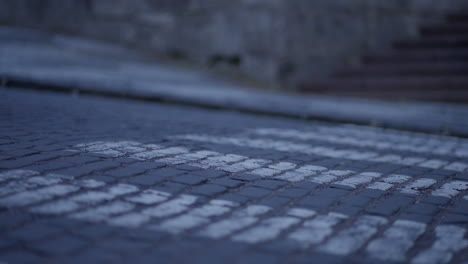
[419,159,449,169]
[334,172,382,189]
[198,205,271,239]
[252,128,468,159]
[142,194,198,218]
[367,174,411,191]
[274,165,327,182]
[125,189,171,205]
[72,141,467,199]
[288,212,347,248]
[0,184,79,207]
[232,216,300,243]
[411,225,468,264]
[158,150,219,165]
[399,178,437,195]
[444,162,468,172]
[0,170,39,183]
[70,201,135,221]
[0,175,63,197]
[252,128,462,156]
[75,141,144,157]
[32,184,138,215]
[107,212,152,227]
[431,181,468,198]
[222,158,271,173]
[366,220,426,261]
[193,153,246,169]
[251,162,297,177]
[175,135,468,172]
[76,179,106,189]
[309,170,353,184]
[133,147,188,160]
[318,215,387,255]
[2,169,468,263]
[153,199,238,234]
[287,208,316,218]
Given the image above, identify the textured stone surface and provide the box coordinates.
[1,88,468,263]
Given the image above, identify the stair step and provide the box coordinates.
[420,23,468,36]
[300,77,468,93]
[394,36,468,49]
[302,88,468,102]
[448,13,468,22]
[335,63,468,77]
[363,49,468,64]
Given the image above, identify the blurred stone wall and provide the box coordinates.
[1,0,467,88]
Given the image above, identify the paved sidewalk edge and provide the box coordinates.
[2,73,468,138]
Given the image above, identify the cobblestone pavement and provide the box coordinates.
[1,88,468,264]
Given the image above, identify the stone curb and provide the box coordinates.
[2,72,468,138]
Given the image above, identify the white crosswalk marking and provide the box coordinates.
[288,212,347,247]
[32,184,139,215]
[367,174,411,191]
[411,225,468,264]
[142,194,198,218]
[232,216,300,243]
[399,178,437,195]
[0,184,79,207]
[309,170,352,184]
[0,170,38,183]
[175,135,468,172]
[194,153,245,169]
[334,172,382,188]
[431,181,468,198]
[198,205,271,239]
[71,142,468,199]
[153,200,238,234]
[1,169,467,263]
[70,201,135,221]
[318,215,387,255]
[125,189,171,205]
[366,220,426,261]
[252,128,468,158]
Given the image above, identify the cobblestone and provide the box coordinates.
[0,88,467,263]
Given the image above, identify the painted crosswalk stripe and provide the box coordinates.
[252,128,468,158]
[366,220,426,261]
[198,205,271,239]
[334,172,382,188]
[288,212,347,247]
[231,216,300,243]
[431,181,468,198]
[142,194,198,218]
[399,178,437,195]
[411,225,468,264]
[176,135,468,172]
[151,199,238,234]
[367,174,411,191]
[318,215,387,255]
[72,142,468,199]
[1,169,468,263]
[32,183,139,214]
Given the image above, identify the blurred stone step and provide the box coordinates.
[300,77,468,93]
[363,50,468,64]
[394,36,468,49]
[420,23,468,36]
[334,63,468,77]
[305,88,468,102]
[448,13,468,22]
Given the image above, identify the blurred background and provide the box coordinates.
[1,0,468,101]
